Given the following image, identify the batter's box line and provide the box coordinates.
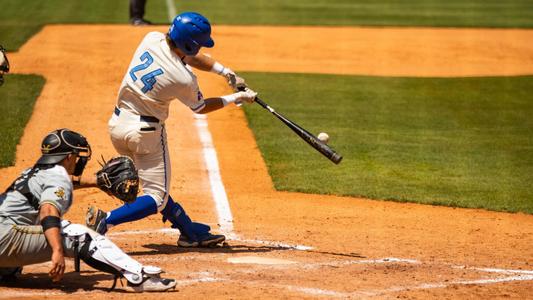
[108,228,314,251]
[452,265,533,275]
[109,229,533,276]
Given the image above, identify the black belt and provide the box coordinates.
[114,107,159,123]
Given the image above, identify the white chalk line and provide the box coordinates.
[165,0,176,23]
[136,253,533,298]
[301,257,420,269]
[108,224,313,251]
[282,261,533,298]
[109,227,178,236]
[168,0,236,240]
[3,257,532,298]
[173,271,224,286]
[266,273,533,299]
[287,285,348,298]
[232,236,314,251]
[453,265,533,275]
[353,274,533,298]
[3,274,531,299]
[194,114,237,239]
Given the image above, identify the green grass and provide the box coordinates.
[178,0,533,28]
[241,73,533,213]
[0,0,170,51]
[0,74,46,167]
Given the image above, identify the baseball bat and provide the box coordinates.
[253,96,343,164]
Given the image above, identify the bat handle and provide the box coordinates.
[254,97,270,110]
[236,86,270,110]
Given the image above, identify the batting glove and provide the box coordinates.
[221,88,257,107]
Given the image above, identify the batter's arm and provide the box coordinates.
[39,203,65,282]
[183,53,216,72]
[184,53,246,91]
[195,89,258,114]
[195,97,225,114]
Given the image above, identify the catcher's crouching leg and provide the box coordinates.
[61,221,175,292]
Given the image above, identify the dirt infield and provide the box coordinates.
[1,25,533,299]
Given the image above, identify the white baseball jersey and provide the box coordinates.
[0,165,73,226]
[117,31,206,121]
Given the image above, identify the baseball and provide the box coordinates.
[318,132,329,143]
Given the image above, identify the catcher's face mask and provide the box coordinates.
[73,146,92,177]
[0,45,10,86]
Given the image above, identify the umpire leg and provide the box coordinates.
[129,0,147,23]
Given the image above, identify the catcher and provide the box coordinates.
[0,128,175,292]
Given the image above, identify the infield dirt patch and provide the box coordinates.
[1,25,532,299]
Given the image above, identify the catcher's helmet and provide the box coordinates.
[167,12,214,56]
[36,128,91,176]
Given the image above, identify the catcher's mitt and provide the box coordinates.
[0,45,10,86]
[96,156,139,203]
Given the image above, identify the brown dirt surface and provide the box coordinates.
[1,25,533,299]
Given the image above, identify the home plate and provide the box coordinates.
[228,256,297,265]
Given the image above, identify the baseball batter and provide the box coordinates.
[86,12,257,247]
[0,129,175,292]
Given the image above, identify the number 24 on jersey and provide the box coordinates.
[129,51,164,93]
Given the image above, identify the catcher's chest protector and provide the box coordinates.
[5,168,42,210]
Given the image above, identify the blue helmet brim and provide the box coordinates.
[202,37,214,48]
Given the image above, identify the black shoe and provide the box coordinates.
[178,233,225,248]
[131,18,152,26]
[0,267,22,282]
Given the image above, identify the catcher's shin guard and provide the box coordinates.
[61,221,174,291]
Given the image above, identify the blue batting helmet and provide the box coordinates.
[168,12,214,56]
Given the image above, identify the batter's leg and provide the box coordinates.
[161,196,225,247]
[104,195,158,229]
[101,122,169,231]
